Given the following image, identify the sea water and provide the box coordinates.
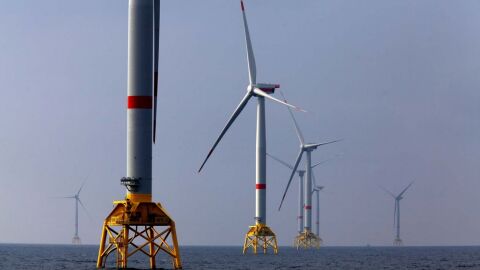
[1,244,480,269]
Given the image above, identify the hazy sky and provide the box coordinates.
[1,0,479,246]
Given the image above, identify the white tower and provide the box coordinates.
[97,1,181,268]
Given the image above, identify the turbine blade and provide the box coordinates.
[253,88,306,112]
[198,92,253,172]
[240,0,256,84]
[76,171,91,196]
[279,91,305,144]
[311,153,342,168]
[398,181,414,198]
[78,199,92,221]
[278,150,304,210]
[312,170,317,187]
[307,139,343,149]
[379,185,396,198]
[52,196,75,199]
[77,181,86,196]
[267,153,294,170]
[153,0,160,143]
[311,158,332,169]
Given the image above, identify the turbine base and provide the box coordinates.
[394,237,403,246]
[96,199,182,269]
[242,224,278,254]
[295,230,321,249]
[72,236,81,245]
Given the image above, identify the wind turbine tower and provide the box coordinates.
[63,183,88,244]
[312,186,323,240]
[380,181,414,246]
[311,172,324,243]
[297,170,305,237]
[96,1,182,268]
[198,0,305,254]
[278,93,339,249]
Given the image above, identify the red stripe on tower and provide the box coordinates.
[304,205,312,210]
[256,184,266,190]
[128,96,153,109]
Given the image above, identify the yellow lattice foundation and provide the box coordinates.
[242,224,278,254]
[295,230,320,249]
[96,199,182,269]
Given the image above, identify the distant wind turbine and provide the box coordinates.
[380,181,414,246]
[276,92,340,249]
[277,92,339,221]
[268,153,334,237]
[62,182,89,244]
[309,154,342,243]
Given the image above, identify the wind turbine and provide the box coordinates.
[277,92,340,248]
[198,0,304,254]
[62,182,88,245]
[267,153,333,245]
[310,153,342,243]
[97,1,182,268]
[380,181,414,246]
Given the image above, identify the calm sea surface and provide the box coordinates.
[1,245,480,269]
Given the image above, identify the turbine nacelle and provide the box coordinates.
[247,83,280,95]
[251,83,280,94]
[303,144,319,150]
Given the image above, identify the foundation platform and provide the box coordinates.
[72,236,81,245]
[394,237,403,246]
[96,199,182,269]
[295,230,320,249]
[243,224,278,254]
